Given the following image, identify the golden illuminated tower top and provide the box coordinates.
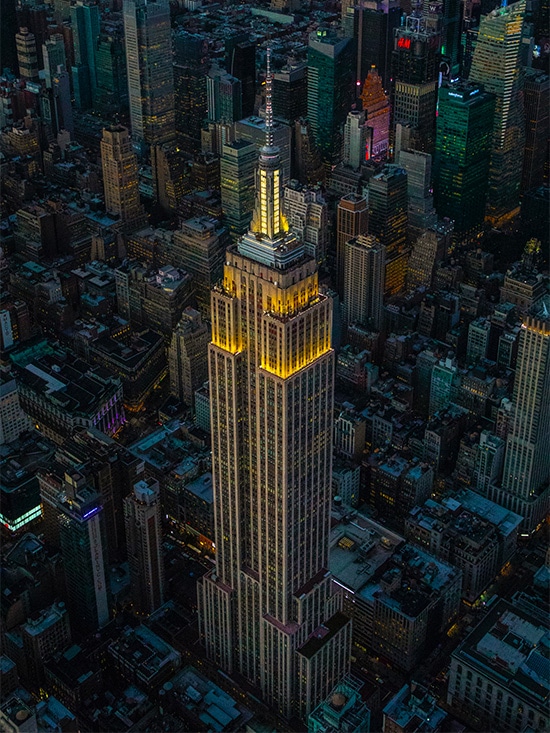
[239,48,301,269]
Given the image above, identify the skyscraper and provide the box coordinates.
[283,180,329,264]
[496,296,550,531]
[521,69,549,193]
[360,66,390,160]
[123,0,175,148]
[207,66,242,124]
[336,194,369,297]
[225,38,256,118]
[174,31,209,155]
[307,29,354,166]
[15,27,38,81]
[168,307,209,406]
[273,59,307,124]
[468,1,527,222]
[198,51,351,721]
[434,81,495,243]
[42,34,66,89]
[70,0,100,109]
[344,0,402,91]
[124,477,165,615]
[95,20,128,115]
[343,110,369,170]
[367,164,408,295]
[220,139,257,240]
[343,234,385,330]
[100,125,147,230]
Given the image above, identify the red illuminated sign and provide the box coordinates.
[397,37,411,50]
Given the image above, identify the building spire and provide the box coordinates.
[265,47,274,148]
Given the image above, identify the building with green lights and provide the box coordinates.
[434,81,495,243]
[307,29,354,166]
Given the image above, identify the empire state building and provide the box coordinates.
[198,51,351,720]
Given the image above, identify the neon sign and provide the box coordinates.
[397,37,411,50]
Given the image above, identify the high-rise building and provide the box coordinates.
[174,31,209,155]
[124,477,164,615]
[123,0,175,148]
[207,66,242,124]
[168,307,210,406]
[220,139,257,240]
[273,59,307,123]
[405,223,450,292]
[430,356,458,415]
[70,0,100,109]
[360,66,390,160]
[336,194,369,297]
[100,125,147,230]
[343,110,369,171]
[495,296,550,531]
[343,234,385,330]
[15,27,38,80]
[225,38,256,118]
[0,373,30,445]
[95,21,128,114]
[521,69,549,193]
[396,148,438,237]
[307,29,354,165]
[57,477,111,635]
[367,165,408,295]
[468,1,527,222]
[344,0,402,91]
[283,180,329,264]
[434,81,495,243]
[172,217,227,316]
[42,34,66,89]
[293,118,326,186]
[198,51,351,721]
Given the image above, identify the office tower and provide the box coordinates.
[360,66,390,160]
[272,59,307,123]
[225,38,256,117]
[95,22,128,114]
[123,0,175,148]
[391,15,440,152]
[397,148,437,237]
[367,165,408,295]
[344,0,402,91]
[522,69,549,192]
[70,0,100,109]
[174,31,209,155]
[100,125,147,230]
[336,194,369,296]
[434,81,495,243]
[497,296,550,531]
[235,116,292,184]
[207,67,242,124]
[283,180,329,264]
[474,430,505,494]
[52,68,73,134]
[293,118,326,186]
[42,35,66,88]
[343,234,385,330]
[151,144,190,215]
[220,139,257,240]
[468,1,527,222]
[198,52,351,721]
[405,221,451,292]
[57,477,111,635]
[431,0,461,73]
[172,218,227,315]
[168,308,209,406]
[307,29,354,166]
[15,28,38,80]
[124,477,164,615]
[429,356,458,415]
[343,110,369,170]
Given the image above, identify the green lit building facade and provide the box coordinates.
[434,81,495,242]
[307,29,354,166]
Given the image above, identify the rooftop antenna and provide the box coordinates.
[265,47,274,148]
